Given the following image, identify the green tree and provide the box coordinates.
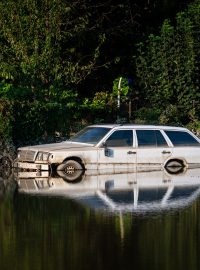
[0,0,141,93]
[0,0,107,90]
[136,0,200,124]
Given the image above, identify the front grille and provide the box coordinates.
[18,150,36,161]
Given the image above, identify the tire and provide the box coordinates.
[56,160,84,182]
[165,159,184,168]
[165,165,185,175]
[57,169,84,183]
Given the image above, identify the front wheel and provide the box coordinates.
[57,160,84,182]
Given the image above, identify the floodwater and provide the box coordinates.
[0,167,200,270]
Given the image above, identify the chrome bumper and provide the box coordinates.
[15,170,50,178]
[14,161,49,171]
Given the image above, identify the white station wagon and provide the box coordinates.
[15,124,200,173]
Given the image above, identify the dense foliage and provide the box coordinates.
[136,0,200,128]
[0,0,198,146]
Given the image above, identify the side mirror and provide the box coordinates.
[101,142,107,148]
[102,142,113,157]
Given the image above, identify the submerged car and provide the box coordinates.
[15,124,200,173]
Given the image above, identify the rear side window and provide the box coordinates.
[164,131,200,146]
[105,130,133,147]
[136,130,168,147]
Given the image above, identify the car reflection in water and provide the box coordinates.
[15,166,200,213]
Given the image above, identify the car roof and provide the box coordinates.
[89,124,187,131]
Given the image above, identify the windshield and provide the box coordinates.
[69,127,111,144]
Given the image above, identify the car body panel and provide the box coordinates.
[97,147,137,170]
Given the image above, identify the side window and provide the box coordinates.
[164,130,200,146]
[155,130,168,147]
[105,130,133,147]
[136,130,168,147]
[136,130,156,146]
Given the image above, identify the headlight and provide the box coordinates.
[17,151,21,159]
[36,152,50,161]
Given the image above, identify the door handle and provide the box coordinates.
[162,151,171,154]
[127,151,136,155]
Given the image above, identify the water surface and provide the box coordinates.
[0,168,200,270]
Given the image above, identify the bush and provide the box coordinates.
[136,0,200,119]
[0,99,13,144]
[134,107,161,124]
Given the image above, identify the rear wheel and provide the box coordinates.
[165,159,184,168]
[165,159,185,174]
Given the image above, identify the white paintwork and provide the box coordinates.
[136,147,172,166]
[15,124,200,170]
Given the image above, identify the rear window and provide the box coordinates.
[164,130,200,146]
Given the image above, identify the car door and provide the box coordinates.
[135,129,172,167]
[98,129,137,169]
